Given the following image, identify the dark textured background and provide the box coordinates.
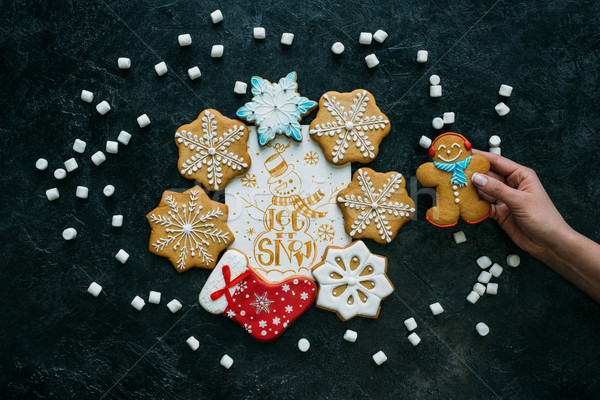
[1,0,600,399]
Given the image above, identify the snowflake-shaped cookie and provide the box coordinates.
[309,89,390,165]
[146,186,234,272]
[175,109,251,191]
[337,168,415,243]
[236,71,317,146]
[312,240,393,321]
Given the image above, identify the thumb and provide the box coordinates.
[471,172,522,206]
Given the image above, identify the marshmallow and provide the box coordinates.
[112,215,123,227]
[167,299,182,313]
[96,100,111,115]
[489,263,503,277]
[486,283,498,295]
[506,254,521,267]
[220,354,234,369]
[365,54,379,68]
[489,147,501,155]
[344,329,358,342]
[131,296,145,310]
[443,112,455,124]
[137,114,150,128]
[73,139,87,153]
[46,188,60,201]
[499,84,513,97]
[91,151,106,166]
[210,9,223,24]
[407,332,421,346]
[404,317,417,331]
[466,291,480,304]
[372,350,387,365]
[416,50,428,63]
[81,90,94,103]
[187,336,199,351]
[453,231,467,244]
[253,27,266,39]
[476,256,492,269]
[429,302,444,315]
[76,186,89,199]
[419,135,432,149]
[118,131,132,145]
[432,117,444,130]
[373,29,388,43]
[477,271,492,284]
[64,158,78,172]
[103,185,115,197]
[178,34,192,47]
[331,42,345,55]
[188,66,201,80]
[54,168,67,180]
[117,57,131,69]
[281,33,294,45]
[473,283,486,296]
[359,32,373,45]
[154,61,168,76]
[234,81,247,95]
[62,227,77,241]
[488,135,501,148]
[211,45,224,58]
[105,141,118,154]
[476,322,490,336]
[298,338,310,352]
[495,102,510,116]
[115,249,129,264]
[148,291,161,304]
[88,282,102,297]
[430,85,442,97]
[35,158,48,171]
[429,74,440,85]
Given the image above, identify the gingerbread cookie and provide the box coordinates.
[337,168,415,243]
[416,132,491,227]
[308,89,389,165]
[175,109,251,191]
[199,249,316,341]
[312,240,394,321]
[236,71,317,146]
[146,186,233,272]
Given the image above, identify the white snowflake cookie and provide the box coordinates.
[312,240,394,321]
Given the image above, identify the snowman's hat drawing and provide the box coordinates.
[265,152,294,184]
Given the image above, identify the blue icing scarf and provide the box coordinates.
[433,156,471,187]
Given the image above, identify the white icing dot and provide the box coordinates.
[345,121,354,130]
[455,198,460,203]
[208,147,216,155]
[240,311,245,316]
[293,279,298,285]
[261,330,267,336]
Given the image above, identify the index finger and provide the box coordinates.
[472,148,525,177]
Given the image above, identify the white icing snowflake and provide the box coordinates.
[312,241,393,320]
[281,284,290,293]
[337,169,415,243]
[226,310,236,318]
[272,317,281,325]
[285,305,293,314]
[300,292,308,301]
[233,280,247,296]
[149,190,230,270]
[175,110,248,190]
[258,320,267,328]
[250,292,274,314]
[309,90,389,163]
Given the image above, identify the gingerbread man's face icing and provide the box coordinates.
[431,134,471,163]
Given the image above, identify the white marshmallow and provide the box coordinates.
[489,263,503,277]
[88,282,102,297]
[118,131,132,145]
[148,291,161,304]
[91,151,106,166]
[73,139,87,153]
[489,147,501,155]
[488,135,501,148]
[54,168,67,180]
[103,185,115,197]
[443,112,455,124]
[365,54,379,68]
[486,282,498,295]
[137,114,150,128]
[495,102,510,116]
[331,42,345,55]
[429,74,440,85]
[430,85,442,97]
[81,90,94,103]
[506,254,521,267]
[220,354,234,369]
[112,215,123,227]
[117,57,131,69]
[187,336,199,351]
[416,50,428,63]
[154,61,168,76]
[404,317,417,331]
[76,186,89,199]
[419,135,432,149]
[281,33,294,45]
[234,81,247,95]
[115,249,129,264]
[432,117,444,129]
[372,350,387,365]
[298,338,310,352]
[210,9,223,24]
[473,283,486,296]
[46,188,60,201]
[344,329,358,342]
[373,29,388,43]
[96,100,111,115]
[466,291,480,304]
[453,231,467,244]
[408,332,421,346]
[359,32,373,45]
[106,141,119,154]
[211,45,224,58]
[188,66,201,80]
[253,27,266,39]
[429,302,444,315]
[476,256,492,269]
[476,322,490,336]
[35,158,48,171]
[64,158,78,172]
[477,271,492,284]
[178,34,192,47]
[499,84,513,97]
[62,227,77,241]
[167,299,182,313]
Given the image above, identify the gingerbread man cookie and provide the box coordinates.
[175,109,251,191]
[146,186,234,272]
[416,132,491,227]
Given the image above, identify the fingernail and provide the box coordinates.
[472,173,487,186]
